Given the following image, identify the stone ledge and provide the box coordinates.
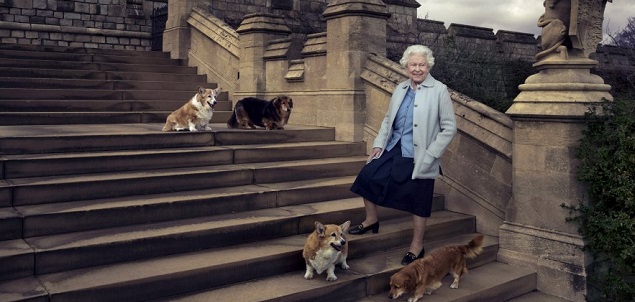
[0,21,151,39]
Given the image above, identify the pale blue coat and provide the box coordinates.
[372,75,457,179]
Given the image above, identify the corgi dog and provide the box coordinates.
[302,221,351,281]
[388,235,484,302]
[162,86,221,131]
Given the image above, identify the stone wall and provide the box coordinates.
[0,0,167,50]
[206,0,327,34]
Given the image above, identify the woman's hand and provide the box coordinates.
[366,147,383,164]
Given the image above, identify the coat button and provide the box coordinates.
[414,124,418,127]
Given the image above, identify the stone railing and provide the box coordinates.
[187,7,240,96]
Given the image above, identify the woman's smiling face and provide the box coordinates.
[406,54,429,86]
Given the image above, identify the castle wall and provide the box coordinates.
[0,0,167,50]
[1,0,631,73]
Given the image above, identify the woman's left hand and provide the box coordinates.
[366,147,383,164]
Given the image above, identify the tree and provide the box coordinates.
[609,17,635,48]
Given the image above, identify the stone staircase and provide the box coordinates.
[0,44,540,302]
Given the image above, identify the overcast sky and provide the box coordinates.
[415,0,635,44]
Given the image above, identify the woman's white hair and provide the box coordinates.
[399,44,435,69]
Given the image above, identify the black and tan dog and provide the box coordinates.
[227,96,293,130]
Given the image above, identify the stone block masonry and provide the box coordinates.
[0,0,167,50]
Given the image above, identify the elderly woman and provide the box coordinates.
[348,44,457,266]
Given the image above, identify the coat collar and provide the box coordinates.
[400,74,435,90]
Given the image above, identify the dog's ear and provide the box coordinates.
[340,221,351,232]
[198,86,205,94]
[315,221,326,237]
[288,98,293,108]
[404,275,415,291]
[214,87,222,95]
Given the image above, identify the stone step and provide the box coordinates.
[0,43,172,58]
[0,111,179,125]
[8,155,366,206]
[0,207,21,241]
[0,88,212,101]
[7,200,457,277]
[0,49,186,66]
[0,99,232,112]
[14,176,365,237]
[0,110,233,126]
[0,67,208,82]
[0,239,33,282]
[0,214,478,302]
[3,141,365,178]
[357,262,536,302]
[0,77,211,91]
[507,291,572,302]
[160,234,505,302]
[0,58,198,74]
[0,124,335,155]
[0,181,10,207]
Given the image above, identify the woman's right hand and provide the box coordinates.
[366,147,383,164]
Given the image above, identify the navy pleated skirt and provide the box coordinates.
[350,142,435,218]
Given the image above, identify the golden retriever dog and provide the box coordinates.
[388,235,484,302]
[302,221,350,281]
[162,86,221,131]
[226,95,293,130]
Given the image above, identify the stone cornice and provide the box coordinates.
[236,13,291,35]
[323,0,391,20]
[381,0,420,8]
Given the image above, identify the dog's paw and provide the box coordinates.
[326,274,338,281]
[340,262,349,270]
[450,282,459,289]
[304,271,314,279]
[407,297,421,302]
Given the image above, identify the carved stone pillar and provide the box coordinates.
[235,13,291,98]
[163,0,198,59]
[502,1,613,300]
[322,0,389,142]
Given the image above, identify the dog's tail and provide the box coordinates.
[462,235,484,259]
[227,110,238,128]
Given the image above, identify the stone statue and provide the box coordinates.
[508,0,613,118]
[536,0,612,61]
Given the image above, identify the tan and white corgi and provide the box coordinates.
[302,220,350,281]
[162,86,221,131]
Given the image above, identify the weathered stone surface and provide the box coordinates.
[499,222,590,301]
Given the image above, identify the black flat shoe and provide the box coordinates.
[400,247,425,266]
[348,221,380,235]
